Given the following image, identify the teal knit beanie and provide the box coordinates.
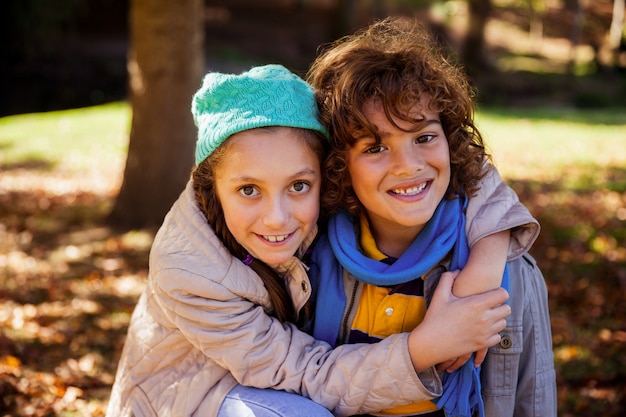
[191,64,328,165]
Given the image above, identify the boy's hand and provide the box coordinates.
[473,347,488,367]
[436,346,488,373]
[407,270,510,372]
[436,353,472,373]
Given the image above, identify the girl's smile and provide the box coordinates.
[259,233,292,243]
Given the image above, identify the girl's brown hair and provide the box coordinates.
[307,17,491,218]
[192,126,326,324]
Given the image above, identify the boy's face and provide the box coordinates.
[215,127,321,266]
[346,99,450,256]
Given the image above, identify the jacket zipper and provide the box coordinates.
[339,279,359,343]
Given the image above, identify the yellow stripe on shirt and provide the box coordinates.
[351,215,439,416]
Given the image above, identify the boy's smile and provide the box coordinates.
[346,99,450,257]
[390,181,428,196]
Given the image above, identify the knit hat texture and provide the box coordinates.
[191,64,328,165]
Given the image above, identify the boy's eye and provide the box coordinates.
[364,145,385,154]
[238,185,259,197]
[416,134,436,144]
[290,181,310,193]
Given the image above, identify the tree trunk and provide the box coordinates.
[108,0,204,229]
[608,0,625,67]
[529,0,546,53]
[567,0,583,74]
[463,0,492,79]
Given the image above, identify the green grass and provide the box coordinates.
[0,102,131,173]
[2,103,624,181]
[475,106,626,187]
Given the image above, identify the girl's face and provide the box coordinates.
[215,128,321,266]
[346,99,450,257]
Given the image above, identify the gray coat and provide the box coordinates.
[481,254,557,416]
[467,170,557,416]
[421,254,557,417]
[338,253,557,417]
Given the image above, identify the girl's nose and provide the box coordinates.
[263,196,289,228]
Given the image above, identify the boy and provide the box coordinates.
[307,17,557,417]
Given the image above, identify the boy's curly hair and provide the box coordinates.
[307,17,490,217]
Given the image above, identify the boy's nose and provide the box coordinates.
[391,148,424,175]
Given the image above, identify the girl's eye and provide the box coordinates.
[416,134,436,144]
[290,181,310,193]
[238,185,259,197]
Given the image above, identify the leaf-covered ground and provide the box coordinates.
[0,169,149,416]
[1,162,625,416]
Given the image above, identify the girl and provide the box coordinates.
[106,64,511,417]
[307,18,557,417]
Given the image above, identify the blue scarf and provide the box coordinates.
[312,196,510,417]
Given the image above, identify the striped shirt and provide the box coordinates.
[348,216,442,416]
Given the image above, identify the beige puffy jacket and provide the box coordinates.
[106,181,444,417]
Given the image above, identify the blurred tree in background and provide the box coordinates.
[107,0,203,229]
[2,0,624,115]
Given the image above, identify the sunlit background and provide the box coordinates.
[1,0,625,415]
